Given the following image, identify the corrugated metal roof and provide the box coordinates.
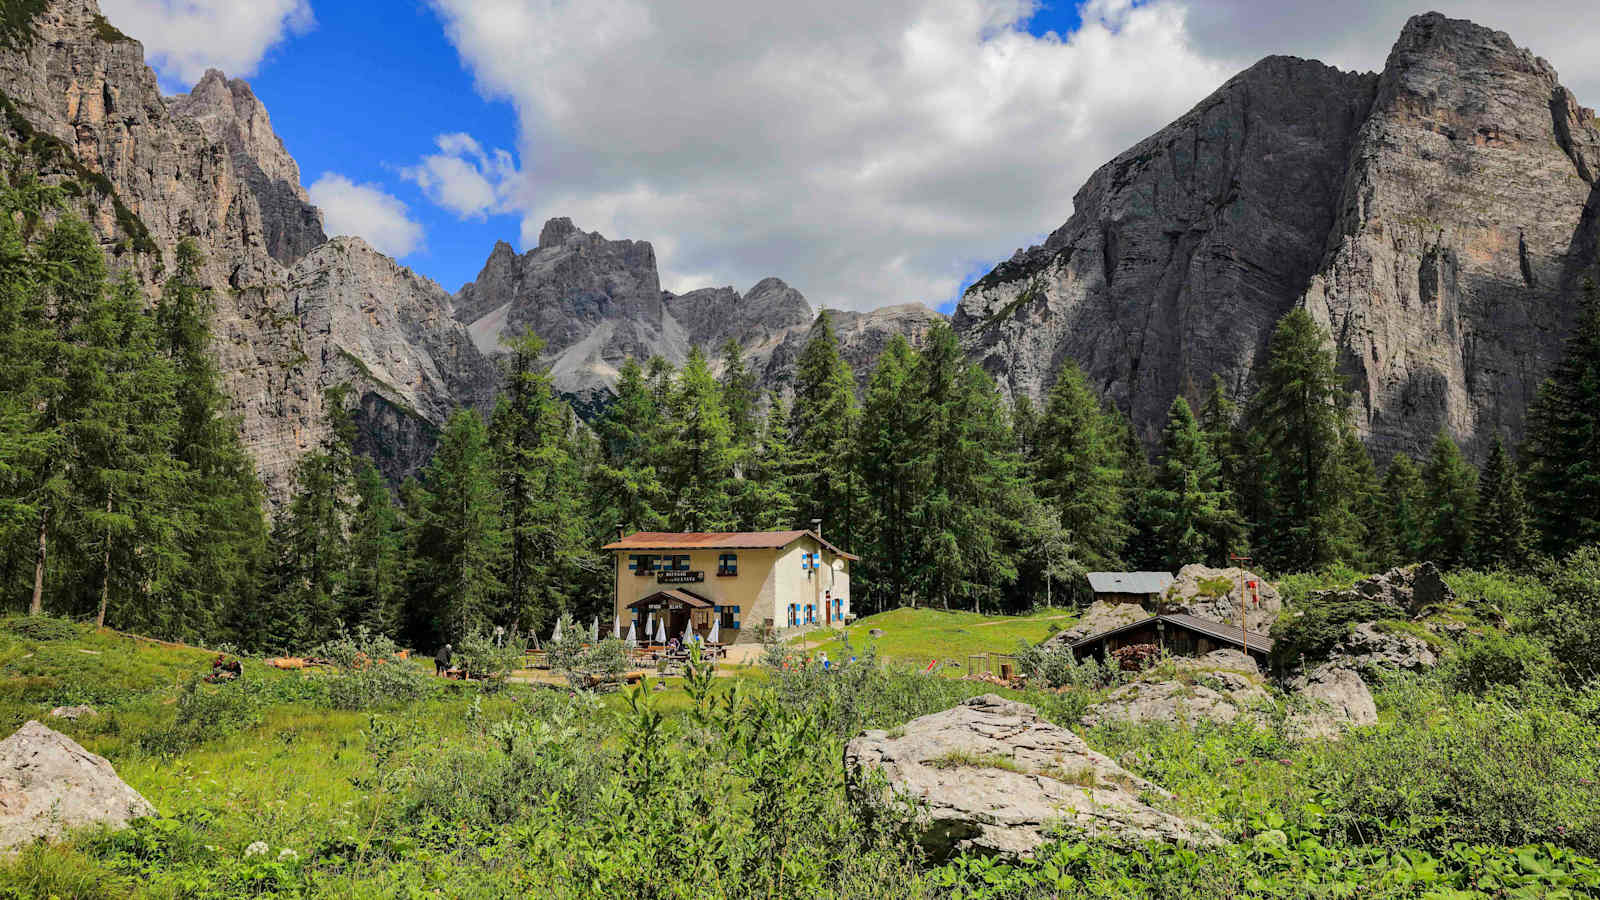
[1069,613,1274,655]
[603,530,859,560]
[1086,571,1174,595]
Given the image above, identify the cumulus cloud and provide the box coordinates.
[426,0,1599,311]
[100,0,314,89]
[399,133,521,220]
[308,174,425,258]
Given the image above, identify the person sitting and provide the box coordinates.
[206,654,242,682]
[434,643,453,676]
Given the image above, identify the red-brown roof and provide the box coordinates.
[627,589,714,609]
[603,530,858,560]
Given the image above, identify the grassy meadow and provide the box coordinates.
[2,569,1599,899]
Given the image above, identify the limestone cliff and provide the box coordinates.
[457,219,943,407]
[957,13,1600,461]
[0,0,496,497]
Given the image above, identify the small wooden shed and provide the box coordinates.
[1087,571,1175,607]
[1068,613,1274,666]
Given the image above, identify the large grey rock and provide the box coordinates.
[1332,622,1438,673]
[956,13,1600,462]
[0,721,154,851]
[1164,565,1283,634]
[1289,664,1378,738]
[1080,651,1269,728]
[0,0,496,498]
[1049,600,1150,645]
[845,694,1222,858]
[1309,563,1454,620]
[48,706,96,721]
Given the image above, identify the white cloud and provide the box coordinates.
[427,0,1599,312]
[399,133,521,220]
[99,0,315,89]
[308,174,425,258]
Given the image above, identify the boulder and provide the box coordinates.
[1307,563,1455,620]
[1080,651,1269,728]
[1050,601,1150,645]
[1164,565,1282,634]
[1332,622,1437,673]
[48,706,96,721]
[845,694,1222,858]
[1288,664,1378,738]
[869,628,885,638]
[0,721,154,851]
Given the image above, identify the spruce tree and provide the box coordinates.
[1033,359,1128,572]
[595,357,668,532]
[1524,279,1600,555]
[1116,412,1162,571]
[405,408,505,645]
[664,347,737,532]
[731,394,799,532]
[787,311,859,547]
[347,459,404,634]
[1471,436,1529,569]
[856,335,921,610]
[1148,396,1244,569]
[1331,429,1385,570]
[719,338,759,445]
[491,330,588,632]
[1248,309,1351,571]
[1420,430,1478,568]
[1382,453,1428,565]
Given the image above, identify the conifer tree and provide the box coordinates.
[1033,359,1128,573]
[1331,429,1386,570]
[491,330,588,632]
[1115,412,1162,571]
[1420,430,1478,568]
[719,338,759,445]
[664,347,737,532]
[405,408,505,645]
[1199,375,1253,526]
[347,459,403,634]
[595,357,668,532]
[731,395,799,532]
[1248,309,1351,571]
[1011,394,1041,466]
[856,335,921,610]
[1524,279,1600,555]
[1382,453,1427,565]
[788,311,859,547]
[1471,436,1529,569]
[1148,396,1244,569]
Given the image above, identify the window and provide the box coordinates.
[670,554,690,571]
[628,554,657,576]
[717,553,737,576]
[716,605,739,630]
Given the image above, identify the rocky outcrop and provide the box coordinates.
[1307,563,1455,622]
[845,694,1221,858]
[0,721,154,851]
[457,218,944,408]
[1050,601,1150,645]
[1163,565,1283,634]
[167,69,325,265]
[1330,622,1438,673]
[0,0,494,496]
[1080,651,1269,728]
[1288,663,1378,738]
[957,14,1600,461]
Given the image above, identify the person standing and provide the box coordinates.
[434,643,453,676]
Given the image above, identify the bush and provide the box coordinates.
[140,677,265,754]
[1528,545,1600,679]
[1,615,83,642]
[546,615,627,690]
[323,659,436,711]
[1445,631,1556,695]
[1013,639,1109,690]
[454,627,528,688]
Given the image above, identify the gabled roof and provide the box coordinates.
[627,589,713,609]
[603,530,859,560]
[1069,613,1274,656]
[1086,571,1174,595]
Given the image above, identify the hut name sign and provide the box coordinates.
[658,571,706,584]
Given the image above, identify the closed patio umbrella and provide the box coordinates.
[614,616,624,640]
[708,617,720,645]
[625,622,637,647]
[654,618,666,644]
[551,617,563,643]
[590,617,599,642]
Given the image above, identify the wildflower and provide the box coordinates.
[245,841,269,858]
[278,848,299,862]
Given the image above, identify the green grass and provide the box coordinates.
[793,606,1075,670]
[925,749,1024,773]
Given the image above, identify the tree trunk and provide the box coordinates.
[97,497,112,629]
[29,510,47,617]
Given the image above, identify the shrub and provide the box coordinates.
[1528,545,1600,679]
[140,677,265,754]
[1444,631,1556,695]
[1,615,83,641]
[453,627,528,688]
[547,615,628,690]
[1013,639,1108,690]
[323,659,436,711]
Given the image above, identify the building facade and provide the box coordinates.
[604,530,856,644]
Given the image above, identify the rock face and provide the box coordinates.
[0,0,495,496]
[845,694,1221,858]
[957,13,1600,461]
[1163,565,1283,634]
[0,721,154,851]
[456,218,944,410]
[1050,600,1151,645]
[1080,651,1269,728]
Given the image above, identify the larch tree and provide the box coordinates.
[1420,430,1478,568]
[856,335,922,611]
[1382,453,1428,566]
[664,347,737,532]
[1033,358,1129,573]
[787,311,859,548]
